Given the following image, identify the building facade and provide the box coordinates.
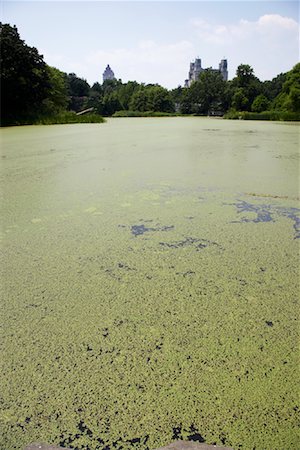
[219,59,228,81]
[185,58,228,86]
[188,58,203,85]
[103,65,115,82]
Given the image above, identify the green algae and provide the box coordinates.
[0,119,299,450]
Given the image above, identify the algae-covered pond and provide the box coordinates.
[0,118,299,450]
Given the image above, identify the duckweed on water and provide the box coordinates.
[1,119,299,450]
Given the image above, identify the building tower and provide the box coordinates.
[185,57,228,86]
[219,59,228,81]
[185,58,204,87]
[103,65,115,82]
[192,58,203,81]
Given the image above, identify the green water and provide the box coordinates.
[1,118,299,450]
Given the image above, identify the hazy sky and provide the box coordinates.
[2,1,299,88]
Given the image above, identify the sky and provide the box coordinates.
[2,1,299,88]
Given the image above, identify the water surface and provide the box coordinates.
[1,118,299,449]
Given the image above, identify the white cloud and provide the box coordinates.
[257,14,299,30]
[191,13,299,44]
[190,14,299,80]
[84,40,195,87]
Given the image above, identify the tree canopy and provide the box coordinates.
[0,23,51,124]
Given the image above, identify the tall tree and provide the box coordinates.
[147,85,174,112]
[129,88,149,112]
[230,64,262,111]
[272,63,300,112]
[262,73,287,102]
[129,85,174,112]
[67,73,90,97]
[117,81,140,110]
[236,64,255,87]
[0,23,51,125]
[41,66,68,115]
[251,94,270,113]
[186,69,226,114]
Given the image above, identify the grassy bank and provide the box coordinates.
[224,110,300,121]
[113,110,300,121]
[1,111,105,127]
[112,110,181,118]
[34,111,105,125]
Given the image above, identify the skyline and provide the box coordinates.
[2,1,299,88]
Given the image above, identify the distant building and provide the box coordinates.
[185,58,228,86]
[219,59,228,81]
[103,64,115,82]
[188,57,204,85]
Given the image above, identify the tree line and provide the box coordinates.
[1,22,299,126]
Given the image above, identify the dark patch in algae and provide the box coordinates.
[131,224,174,236]
[118,262,136,271]
[188,425,206,443]
[78,420,93,437]
[176,270,196,277]
[172,425,206,443]
[59,430,150,449]
[231,200,274,223]
[160,236,221,250]
[230,200,300,238]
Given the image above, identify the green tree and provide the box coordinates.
[128,85,174,113]
[91,82,103,95]
[170,86,184,103]
[147,85,174,112]
[198,69,226,114]
[236,64,255,87]
[117,81,140,109]
[86,83,103,113]
[41,66,68,115]
[129,88,149,112]
[230,64,262,111]
[186,69,226,114]
[170,86,184,112]
[67,73,90,97]
[273,63,300,112]
[251,94,270,113]
[102,92,122,116]
[262,73,287,102]
[0,23,51,125]
[65,73,91,112]
[231,88,249,111]
[179,88,193,114]
[102,78,122,95]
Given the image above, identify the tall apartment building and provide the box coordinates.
[219,59,228,81]
[103,65,115,82]
[185,58,228,86]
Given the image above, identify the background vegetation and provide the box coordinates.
[1,22,299,126]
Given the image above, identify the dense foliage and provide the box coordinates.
[0,23,52,125]
[0,23,103,125]
[1,23,299,125]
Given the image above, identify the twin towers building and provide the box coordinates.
[102,58,228,86]
[184,57,228,87]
